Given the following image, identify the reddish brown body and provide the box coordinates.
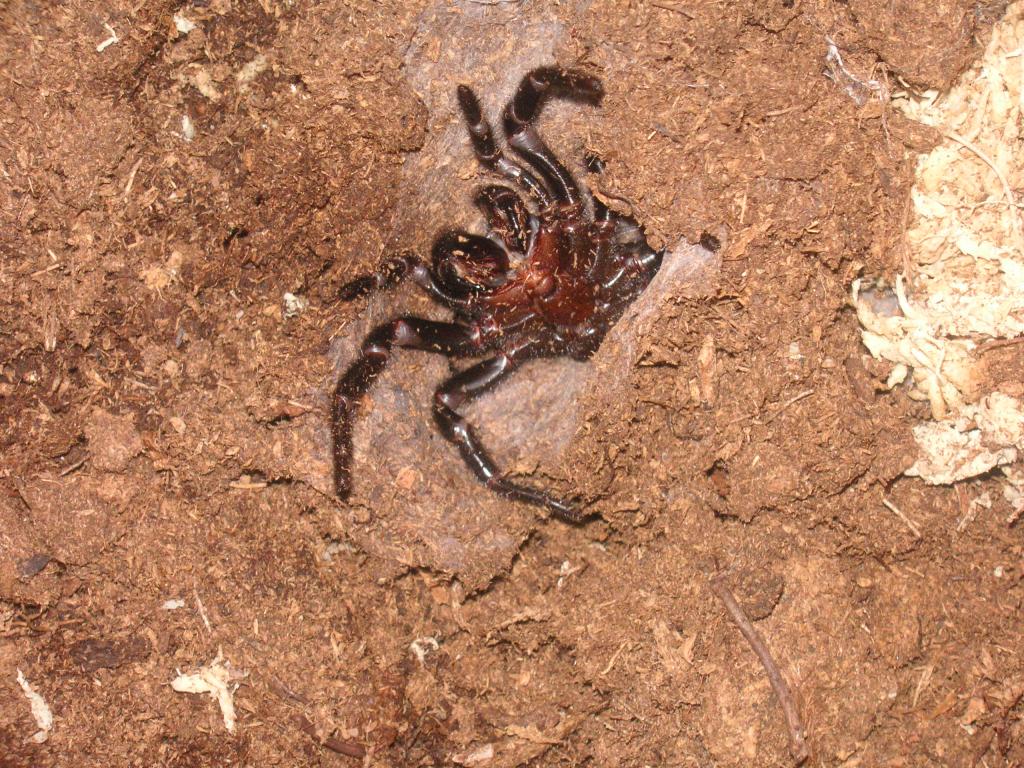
[332,68,663,522]
[493,212,610,328]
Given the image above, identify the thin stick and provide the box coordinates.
[193,587,212,632]
[979,336,1024,353]
[710,576,809,765]
[650,1,695,17]
[599,640,629,677]
[296,714,367,759]
[763,389,814,424]
[123,157,143,196]
[58,457,87,477]
[882,498,922,539]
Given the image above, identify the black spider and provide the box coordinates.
[332,68,663,523]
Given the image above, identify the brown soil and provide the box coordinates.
[2,1,1022,766]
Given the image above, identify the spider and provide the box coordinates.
[332,67,663,523]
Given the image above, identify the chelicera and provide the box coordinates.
[332,67,663,523]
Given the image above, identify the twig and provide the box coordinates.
[123,158,143,196]
[954,484,972,533]
[193,587,212,632]
[882,498,922,539]
[599,640,629,676]
[30,262,63,278]
[911,664,934,708]
[709,576,809,765]
[58,457,87,477]
[650,1,694,17]
[266,676,312,707]
[652,122,687,146]
[979,336,1024,353]
[762,389,814,424]
[295,714,366,759]
[762,105,803,119]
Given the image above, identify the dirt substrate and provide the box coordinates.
[1,1,1022,766]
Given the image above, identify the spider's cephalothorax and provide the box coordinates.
[332,68,663,523]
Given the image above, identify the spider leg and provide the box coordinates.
[432,230,512,297]
[503,67,603,207]
[474,185,534,254]
[457,85,554,207]
[333,318,482,499]
[338,252,472,310]
[433,350,587,524]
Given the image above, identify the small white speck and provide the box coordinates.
[283,292,308,318]
[409,637,439,665]
[181,114,195,142]
[557,559,583,589]
[994,566,1004,578]
[96,23,118,53]
[162,598,186,610]
[173,13,196,34]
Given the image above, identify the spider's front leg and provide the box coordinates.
[503,67,604,207]
[333,318,482,499]
[457,84,553,207]
[432,347,587,524]
[501,67,602,205]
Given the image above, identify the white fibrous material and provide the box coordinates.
[170,652,245,733]
[853,276,979,420]
[1004,467,1024,521]
[906,393,1023,483]
[16,670,53,744]
[852,3,1024,504]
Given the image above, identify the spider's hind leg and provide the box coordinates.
[333,318,481,499]
[432,350,587,524]
[503,67,604,207]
